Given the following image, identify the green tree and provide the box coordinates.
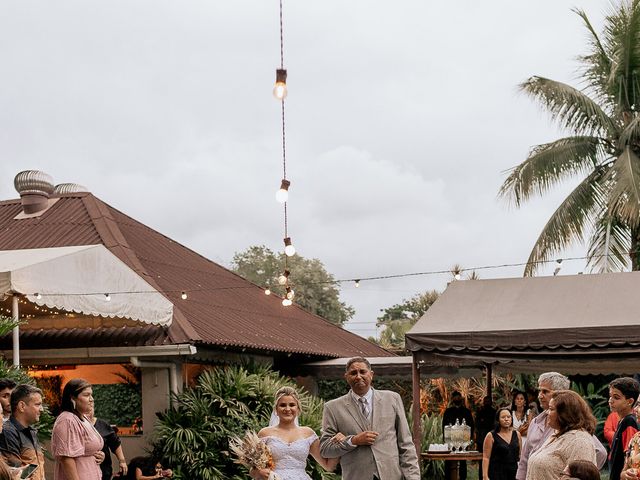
[231,245,354,326]
[376,290,439,348]
[499,0,640,274]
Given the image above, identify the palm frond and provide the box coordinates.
[618,113,640,145]
[520,76,619,137]
[586,214,631,272]
[524,168,607,276]
[599,0,640,111]
[606,146,640,228]
[499,136,605,206]
[574,8,614,105]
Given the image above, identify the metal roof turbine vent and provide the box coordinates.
[53,183,88,194]
[14,170,55,215]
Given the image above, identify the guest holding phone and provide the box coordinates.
[51,379,105,480]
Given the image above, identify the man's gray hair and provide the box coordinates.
[538,372,570,390]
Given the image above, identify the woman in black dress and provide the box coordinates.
[482,407,521,480]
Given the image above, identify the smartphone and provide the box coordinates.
[20,464,38,479]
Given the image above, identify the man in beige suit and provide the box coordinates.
[319,357,420,480]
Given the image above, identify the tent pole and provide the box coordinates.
[485,362,492,400]
[11,294,19,367]
[411,356,422,458]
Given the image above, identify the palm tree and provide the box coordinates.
[499,0,640,275]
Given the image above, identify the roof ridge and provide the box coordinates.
[80,194,201,343]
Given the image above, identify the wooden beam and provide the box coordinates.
[412,356,422,459]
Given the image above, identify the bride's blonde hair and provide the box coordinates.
[274,386,301,412]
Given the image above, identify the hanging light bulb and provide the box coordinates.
[276,179,291,203]
[284,237,296,257]
[454,272,461,281]
[181,291,188,300]
[278,269,290,285]
[105,293,111,302]
[35,293,42,300]
[282,298,292,306]
[265,287,271,295]
[273,68,288,100]
[286,286,294,300]
[355,280,360,288]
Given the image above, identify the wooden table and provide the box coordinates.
[422,451,483,480]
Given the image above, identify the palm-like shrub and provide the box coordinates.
[153,364,339,480]
[500,0,640,274]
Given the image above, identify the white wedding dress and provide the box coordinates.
[263,433,317,480]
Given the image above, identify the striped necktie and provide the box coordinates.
[358,396,370,418]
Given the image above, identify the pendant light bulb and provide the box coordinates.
[284,237,296,257]
[273,69,288,100]
[276,179,290,203]
[278,269,290,286]
[355,280,360,288]
[454,273,461,281]
[286,286,294,300]
[105,293,111,302]
[282,298,292,307]
[265,288,271,296]
[181,291,188,300]
[36,293,42,300]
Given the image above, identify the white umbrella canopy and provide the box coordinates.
[0,244,173,325]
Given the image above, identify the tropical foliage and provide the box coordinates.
[153,364,339,480]
[231,245,354,325]
[499,0,640,274]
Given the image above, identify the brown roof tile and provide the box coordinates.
[0,194,391,359]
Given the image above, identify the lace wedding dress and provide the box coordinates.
[263,433,318,480]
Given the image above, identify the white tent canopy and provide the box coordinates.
[0,245,173,326]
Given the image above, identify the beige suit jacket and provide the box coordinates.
[319,389,420,480]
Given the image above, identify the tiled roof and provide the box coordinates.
[0,194,391,359]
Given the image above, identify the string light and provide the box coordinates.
[35,293,42,300]
[273,69,288,100]
[282,298,292,307]
[278,269,290,285]
[276,179,290,203]
[181,291,188,300]
[284,237,296,257]
[104,293,111,302]
[355,280,360,288]
[285,286,294,300]
[265,287,271,296]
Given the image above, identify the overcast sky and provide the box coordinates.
[0,1,610,338]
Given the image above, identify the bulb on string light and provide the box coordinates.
[276,179,290,203]
[284,237,296,257]
[286,287,294,300]
[282,298,292,306]
[273,69,288,100]
[278,269,290,285]
[265,287,271,295]
[181,291,188,300]
[454,272,461,281]
[35,293,42,300]
[105,293,111,302]
[355,280,360,288]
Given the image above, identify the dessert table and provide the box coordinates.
[421,451,483,480]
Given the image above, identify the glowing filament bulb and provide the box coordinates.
[284,237,296,257]
[276,179,290,203]
[273,69,288,100]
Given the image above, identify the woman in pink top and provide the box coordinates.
[51,379,105,480]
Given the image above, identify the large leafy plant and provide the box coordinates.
[153,364,339,480]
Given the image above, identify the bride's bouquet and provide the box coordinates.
[229,431,281,480]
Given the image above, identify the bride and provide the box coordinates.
[250,386,342,480]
